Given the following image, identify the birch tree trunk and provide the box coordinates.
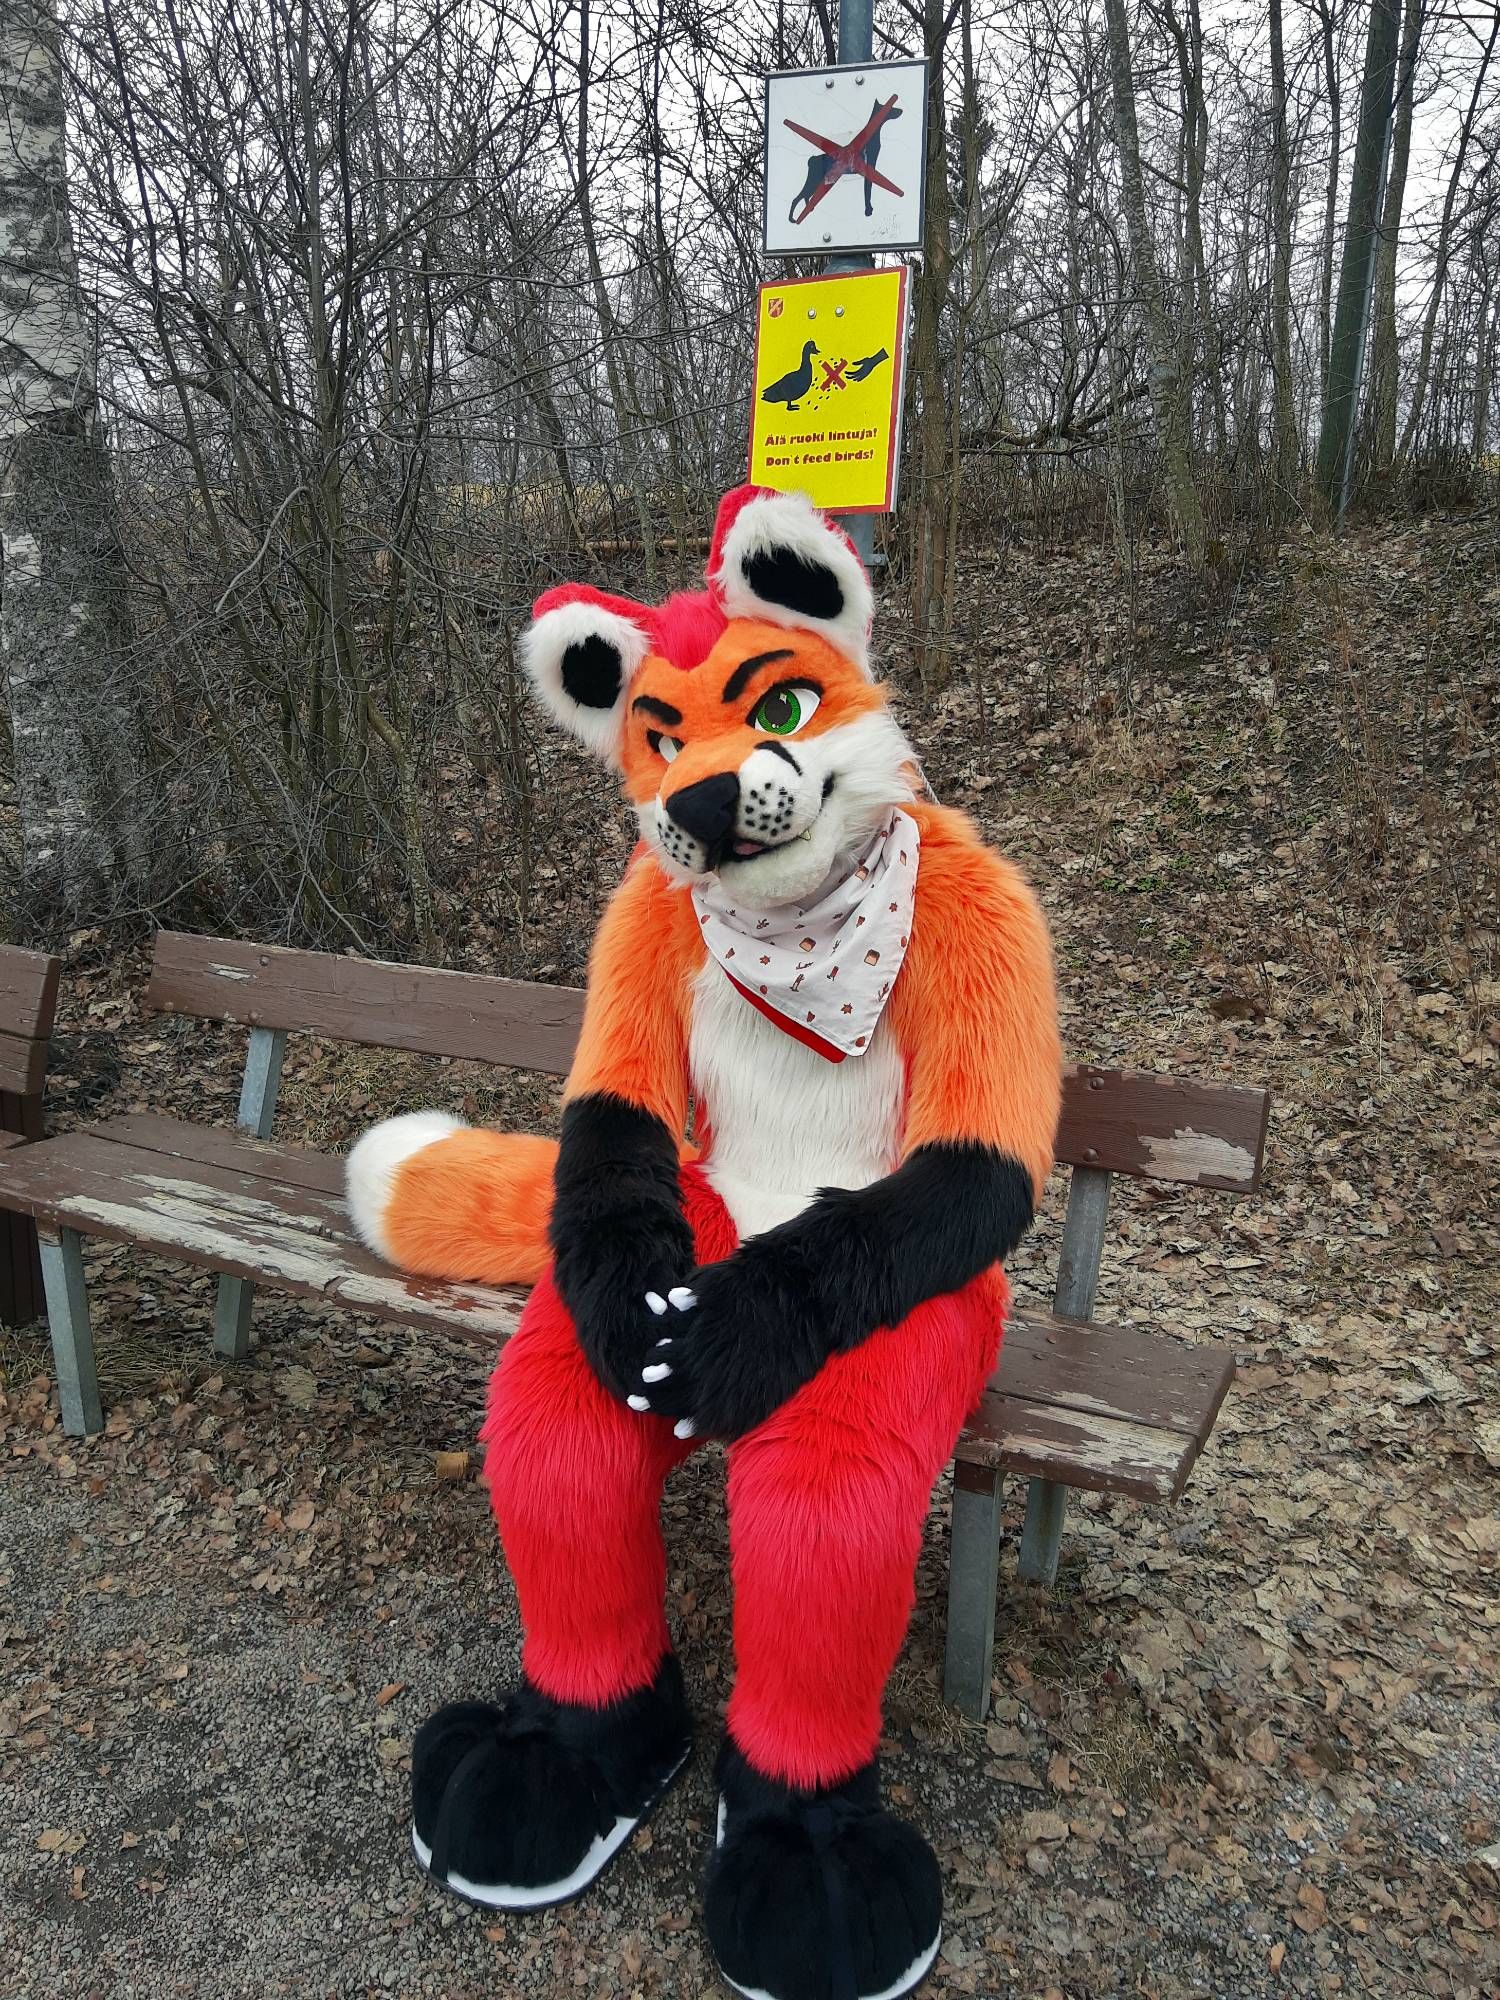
[1268,0,1299,527]
[1103,0,1206,565]
[1314,0,1341,404]
[0,0,150,919]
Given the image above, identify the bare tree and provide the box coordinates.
[1102,0,1206,562]
[1367,0,1426,473]
[1268,0,1299,523]
[1315,0,1400,508]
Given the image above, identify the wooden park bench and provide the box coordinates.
[0,932,1267,1721]
[0,945,62,1331]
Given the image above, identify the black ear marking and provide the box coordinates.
[744,547,845,623]
[561,634,623,709]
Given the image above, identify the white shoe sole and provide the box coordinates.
[716,1932,942,2000]
[411,1742,690,1911]
[712,1792,942,1999]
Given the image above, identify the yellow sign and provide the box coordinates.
[749,268,909,514]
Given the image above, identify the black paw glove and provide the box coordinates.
[624,1241,828,1440]
[622,1142,1038,1439]
[549,1095,696,1404]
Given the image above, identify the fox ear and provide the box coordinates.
[520,586,652,761]
[709,486,873,672]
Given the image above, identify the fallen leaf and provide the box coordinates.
[1245,1722,1279,1767]
[276,1367,318,1409]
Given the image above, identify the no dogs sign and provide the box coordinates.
[749,268,909,514]
[763,60,928,256]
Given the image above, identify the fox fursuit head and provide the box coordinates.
[346,485,1062,2000]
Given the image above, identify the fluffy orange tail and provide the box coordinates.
[346,1117,559,1286]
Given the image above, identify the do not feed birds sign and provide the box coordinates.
[749,268,910,515]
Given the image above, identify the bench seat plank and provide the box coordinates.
[0,1129,528,1346]
[955,1391,1203,1504]
[1000,1309,1235,1441]
[95,1112,345,1193]
[84,1119,1234,1441]
[0,1122,1228,1504]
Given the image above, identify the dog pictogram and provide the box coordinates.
[785,96,905,226]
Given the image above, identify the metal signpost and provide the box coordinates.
[754,0,924,568]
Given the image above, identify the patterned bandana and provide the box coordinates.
[691,808,920,1062]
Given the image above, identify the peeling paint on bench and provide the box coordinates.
[1142,1125,1256,1188]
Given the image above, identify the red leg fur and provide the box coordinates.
[481,1163,1005,1787]
[726,1266,1005,1788]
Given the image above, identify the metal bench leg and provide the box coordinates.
[1013,1165,1109,1590]
[38,1225,102,1437]
[211,1026,287,1361]
[213,1276,255,1360]
[944,1461,1004,1721]
[1018,1477,1067,1585]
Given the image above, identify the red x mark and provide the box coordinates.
[784,95,904,223]
[819,358,849,391]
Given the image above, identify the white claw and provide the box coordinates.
[667,1286,698,1310]
[627,1395,651,1412]
[642,1362,672,1383]
[645,1291,668,1315]
[673,1418,698,1440]
[654,1336,674,1349]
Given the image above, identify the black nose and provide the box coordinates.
[664,772,739,846]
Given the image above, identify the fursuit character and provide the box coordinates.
[345,486,1061,2000]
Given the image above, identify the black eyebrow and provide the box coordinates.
[631,694,682,725]
[722,649,795,703]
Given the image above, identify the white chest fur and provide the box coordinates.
[687,959,905,1239]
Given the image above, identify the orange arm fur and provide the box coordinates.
[562,849,705,1132]
[890,802,1062,1201]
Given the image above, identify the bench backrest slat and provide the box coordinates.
[1058,1065,1268,1193]
[147,932,585,1075]
[0,947,61,1097]
[146,932,1268,1192]
[0,944,60,1329]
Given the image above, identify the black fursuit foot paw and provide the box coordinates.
[705,1741,942,2000]
[410,1655,691,1909]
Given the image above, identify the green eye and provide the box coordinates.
[752,683,821,735]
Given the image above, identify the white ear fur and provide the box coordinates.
[713,490,873,672]
[520,600,651,760]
